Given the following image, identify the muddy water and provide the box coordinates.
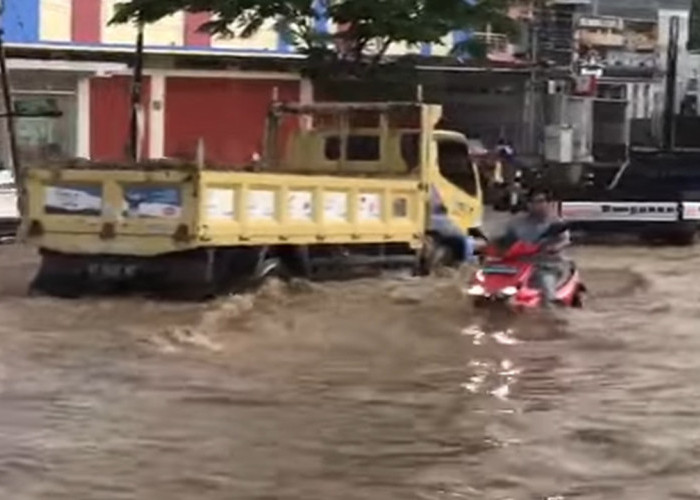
[0,243,699,499]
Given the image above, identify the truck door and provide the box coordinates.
[434,139,483,230]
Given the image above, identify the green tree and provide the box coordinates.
[111,0,517,64]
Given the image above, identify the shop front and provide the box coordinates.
[3,59,127,168]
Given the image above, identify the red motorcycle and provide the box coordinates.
[466,223,586,310]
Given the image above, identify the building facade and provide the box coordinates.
[2,0,315,167]
[4,0,497,168]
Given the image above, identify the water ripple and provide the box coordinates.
[0,243,695,499]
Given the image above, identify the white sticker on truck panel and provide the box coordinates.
[561,201,678,222]
[206,188,236,219]
[122,186,182,219]
[358,193,381,221]
[45,185,102,216]
[324,192,348,221]
[288,190,313,221]
[682,202,700,220]
[0,187,18,219]
[247,190,275,220]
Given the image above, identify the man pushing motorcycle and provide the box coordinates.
[496,188,571,308]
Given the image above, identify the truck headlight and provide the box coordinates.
[467,284,485,296]
[501,286,517,296]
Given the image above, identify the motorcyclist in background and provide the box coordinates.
[497,188,570,307]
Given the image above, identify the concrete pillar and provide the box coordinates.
[148,72,166,159]
[299,77,314,129]
[76,77,91,158]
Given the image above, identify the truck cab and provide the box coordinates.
[428,130,483,262]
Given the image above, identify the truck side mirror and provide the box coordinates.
[468,227,488,240]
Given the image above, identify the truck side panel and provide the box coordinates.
[199,172,423,246]
[24,168,197,255]
[24,168,424,256]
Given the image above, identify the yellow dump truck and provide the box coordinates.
[21,102,483,298]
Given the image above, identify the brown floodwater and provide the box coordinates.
[0,242,698,500]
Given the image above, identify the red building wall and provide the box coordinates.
[90,76,151,161]
[184,12,211,47]
[71,0,101,43]
[163,78,300,166]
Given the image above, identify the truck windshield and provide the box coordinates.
[437,141,477,196]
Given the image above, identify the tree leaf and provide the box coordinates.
[110,0,517,68]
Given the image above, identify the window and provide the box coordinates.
[324,136,341,160]
[14,95,76,164]
[437,141,477,196]
[323,135,380,161]
[347,135,379,161]
[7,71,79,166]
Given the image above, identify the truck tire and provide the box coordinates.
[30,251,88,298]
[673,225,697,246]
[275,245,311,279]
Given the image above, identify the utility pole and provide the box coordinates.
[662,15,680,151]
[0,0,23,216]
[128,18,145,162]
[526,0,542,155]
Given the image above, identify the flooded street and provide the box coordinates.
[0,242,699,499]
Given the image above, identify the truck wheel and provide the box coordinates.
[30,253,87,298]
[672,225,697,246]
[30,272,86,299]
[275,245,311,279]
